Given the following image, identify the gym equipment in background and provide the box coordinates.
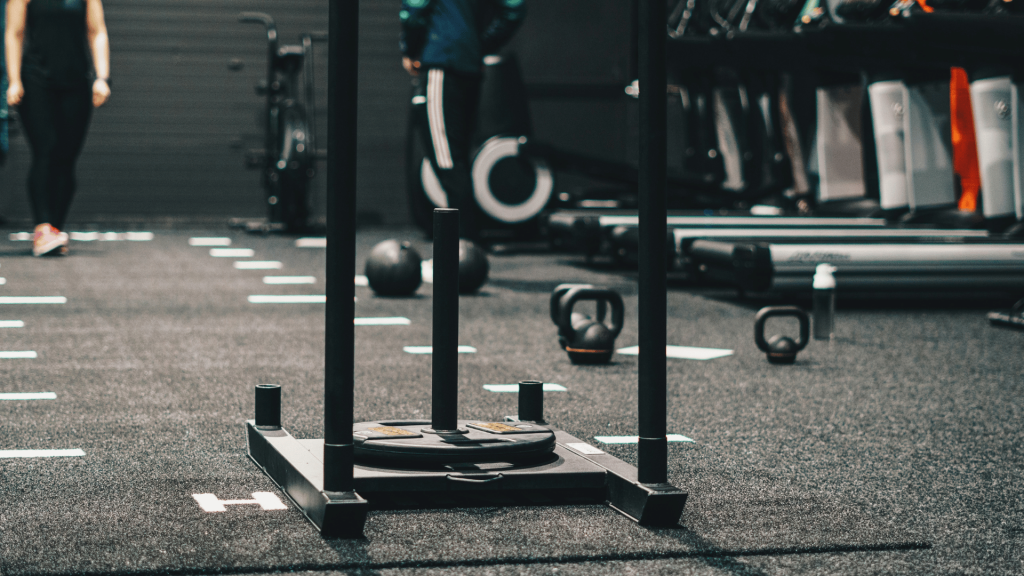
[598,222,990,271]
[754,306,810,364]
[686,238,1024,292]
[546,208,887,258]
[232,13,326,233]
[245,2,686,536]
[457,239,489,294]
[970,73,1021,232]
[987,297,1024,329]
[364,240,423,297]
[550,284,625,365]
[406,54,556,241]
[408,52,763,242]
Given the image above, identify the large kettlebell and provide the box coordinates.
[754,306,809,365]
[550,284,624,364]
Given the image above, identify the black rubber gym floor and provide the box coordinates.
[0,226,1021,576]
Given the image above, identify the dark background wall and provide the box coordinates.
[0,0,634,227]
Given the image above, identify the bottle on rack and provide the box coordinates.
[813,263,837,341]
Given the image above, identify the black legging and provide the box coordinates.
[416,67,481,240]
[18,76,93,230]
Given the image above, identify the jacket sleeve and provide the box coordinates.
[400,0,434,59]
[479,0,526,56]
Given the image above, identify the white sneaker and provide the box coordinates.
[32,224,65,257]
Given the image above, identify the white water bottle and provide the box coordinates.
[813,264,837,341]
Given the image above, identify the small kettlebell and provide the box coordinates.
[754,306,809,365]
[550,284,624,364]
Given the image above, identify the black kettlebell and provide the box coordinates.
[754,306,809,365]
[550,284,624,364]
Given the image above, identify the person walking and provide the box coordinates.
[5,0,110,256]
[401,0,526,241]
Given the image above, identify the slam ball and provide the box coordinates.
[365,239,423,296]
[458,239,489,294]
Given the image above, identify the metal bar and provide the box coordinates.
[432,209,460,432]
[323,0,359,493]
[637,0,668,485]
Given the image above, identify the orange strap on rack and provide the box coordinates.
[950,67,980,212]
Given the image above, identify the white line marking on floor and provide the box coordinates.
[0,278,6,285]
[0,321,25,328]
[421,260,433,284]
[0,449,85,459]
[263,276,316,285]
[404,345,476,354]
[616,345,733,360]
[210,248,255,258]
[125,232,155,241]
[355,317,411,326]
[483,383,567,393]
[565,442,604,455]
[69,232,98,241]
[192,492,288,512]
[0,351,37,359]
[235,261,283,270]
[593,434,694,444]
[0,392,56,400]
[295,237,326,248]
[190,237,231,246]
[355,275,369,286]
[248,295,327,303]
[8,232,30,241]
[0,297,66,304]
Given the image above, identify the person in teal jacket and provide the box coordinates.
[401,0,526,240]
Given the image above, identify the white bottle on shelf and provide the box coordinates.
[813,263,837,341]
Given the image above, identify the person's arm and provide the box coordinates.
[479,0,526,56]
[5,0,27,106]
[400,0,434,76]
[86,0,109,107]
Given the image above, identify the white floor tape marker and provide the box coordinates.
[263,276,316,285]
[295,237,327,248]
[0,351,37,359]
[0,297,66,304]
[616,345,733,360]
[355,275,369,286]
[404,345,476,354]
[0,449,85,459]
[0,321,24,327]
[192,492,288,512]
[248,295,327,304]
[235,261,283,270]
[483,383,567,393]
[593,434,695,444]
[210,248,255,258]
[0,392,56,400]
[189,237,232,247]
[355,317,410,326]
[0,278,6,285]
[10,232,153,241]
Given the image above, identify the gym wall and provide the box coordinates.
[0,0,634,227]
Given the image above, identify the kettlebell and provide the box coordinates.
[550,284,624,364]
[754,306,810,364]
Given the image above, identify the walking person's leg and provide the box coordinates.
[49,83,93,231]
[18,77,65,256]
[420,67,482,240]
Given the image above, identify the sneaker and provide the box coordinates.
[58,231,69,255]
[32,224,65,257]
